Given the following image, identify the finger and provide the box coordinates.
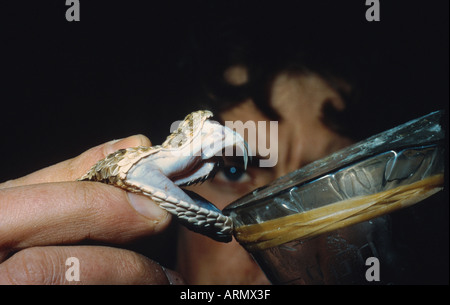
[0,245,185,284]
[0,181,170,254]
[0,134,151,189]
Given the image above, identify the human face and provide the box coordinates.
[176,72,354,284]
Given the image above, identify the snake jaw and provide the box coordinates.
[175,161,218,187]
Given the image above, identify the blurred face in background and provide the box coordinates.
[176,67,354,284]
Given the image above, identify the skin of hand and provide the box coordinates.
[0,134,184,284]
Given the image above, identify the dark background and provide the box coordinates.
[1,1,448,283]
[1,1,448,180]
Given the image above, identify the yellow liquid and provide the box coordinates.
[235,174,444,251]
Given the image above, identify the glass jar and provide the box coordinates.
[223,111,446,284]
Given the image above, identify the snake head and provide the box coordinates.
[120,110,249,242]
[160,110,249,187]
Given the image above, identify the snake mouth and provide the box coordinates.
[175,157,224,187]
[174,136,250,188]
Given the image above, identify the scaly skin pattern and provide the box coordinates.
[78,110,248,242]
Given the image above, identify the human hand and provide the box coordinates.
[0,135,184,284]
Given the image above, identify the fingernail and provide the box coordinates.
[104,139,123,156]
[127,193,168,221]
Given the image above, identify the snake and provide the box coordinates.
[78,110,249,242]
